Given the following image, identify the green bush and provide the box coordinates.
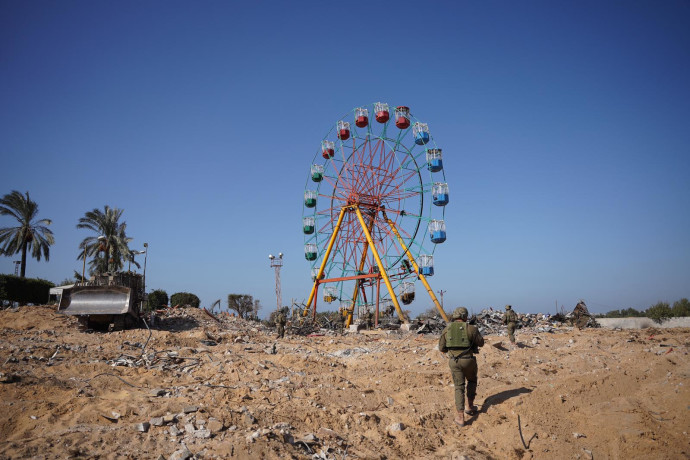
[646,301,672,324]
[672,298,690,317]
[0,274,54,305]
[147,289,169,311]
[171,292,200,308]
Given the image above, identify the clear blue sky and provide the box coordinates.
[1,1,688,316]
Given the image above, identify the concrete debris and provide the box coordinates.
[183,406,199,414]
[388,422,405,433]
[169,447,192,460]
[136,422,151,432]
[193,428,212,439]
[414,306,600,335]
[150,417,164,427]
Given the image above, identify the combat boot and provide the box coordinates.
[454,410,465,427]
[465,398,478,415]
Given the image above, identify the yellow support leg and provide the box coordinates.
[353,206,408,323]
[303,206,347,317]
[383,212,449,323]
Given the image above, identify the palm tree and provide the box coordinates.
[0,190,55,278]
[77,206,134,275]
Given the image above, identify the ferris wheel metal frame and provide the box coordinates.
[302,103,450,327]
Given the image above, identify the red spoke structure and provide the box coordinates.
[302,103,450,327]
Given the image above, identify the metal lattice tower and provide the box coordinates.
[269,253,283,310]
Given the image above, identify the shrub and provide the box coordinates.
[646,301,672,324]
[672,298,690,317]
[0,275,54,305]
[147,289,169,311]
[171,292,200,308]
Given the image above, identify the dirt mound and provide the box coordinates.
[1,305,688,459]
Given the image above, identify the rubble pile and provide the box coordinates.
[413,308,599,335]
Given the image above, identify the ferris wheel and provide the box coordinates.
[302,103,450,326]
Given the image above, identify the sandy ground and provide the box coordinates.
[1,305,689,460]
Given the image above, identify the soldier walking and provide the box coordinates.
[335,308,345,335]
[439,307,485,427]
[503,304,518,345]
[275,309,286,339]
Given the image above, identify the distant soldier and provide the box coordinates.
[365,309,374,330]
[275,309,286,338]
[335,308,345,335]
[439,307,485,427]
[572,300,591,329]
[503,305,518,344]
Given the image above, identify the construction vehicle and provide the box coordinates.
[57,272,144,330]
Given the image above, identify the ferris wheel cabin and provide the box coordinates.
[419,254,434,276]
[304,243,317,261]
[400,281,415,305]
[429,219,447,244]
[432,182,449,206]
[355,107,369,128]
[311,164,324,182]
[303,216,315,234]
[426,149,443,172]
[304,190,317,208]
[395,106,410,129]
[322,140,335,159]
[374,102,390,123]
[337,121,350,140]
[413,122,430,145]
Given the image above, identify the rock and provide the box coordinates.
[169,426,182,436]
[163,414,177,424]
[244,412,257,425]
[136,422,151,432]
[150,389,167,397]
[388,422,405,434]
[194,428,211,439]
[207,419,224,433]
[573,432,586,438]
[183,406,199,414]
[150,417,164,427]
[532,337,539,345]
[184,423,196,434]
[169,447,192,460]
[317,427,341,440]
[296,433,318,444]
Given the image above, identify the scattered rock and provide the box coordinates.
[151,389,167,397]
[194,428,211,439]
[183,406,199,414]
[169,447,192,460]
[388,422,405,434]
[136,422,151,432]
[207,419,224,433]
[151,417,164,427]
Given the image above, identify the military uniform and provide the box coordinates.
[503,305,518,343]
[335,310,345,335]
[275,311,286,338]
[439,308,485,418]
[365,311,374,330]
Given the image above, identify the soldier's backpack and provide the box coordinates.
[506,310,517,323]
[446,322,471,348]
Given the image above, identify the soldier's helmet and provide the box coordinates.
[451,307,468,320]
[505,305,512,310]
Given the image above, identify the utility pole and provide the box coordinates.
[437,289,446,309]
[268,253,283,311]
